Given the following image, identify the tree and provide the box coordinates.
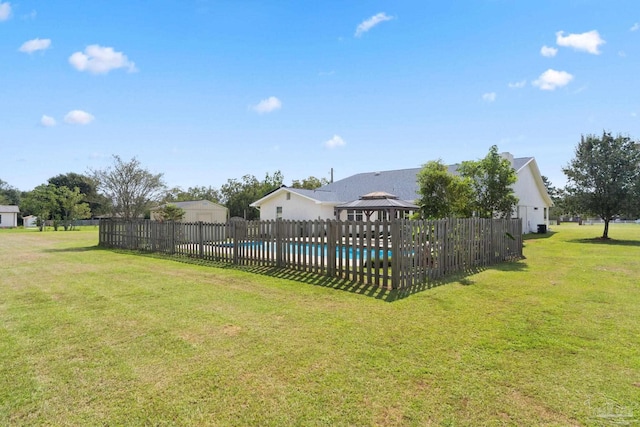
[57,186,91,230]
[154,204,186,221]
[20,184,58,231]
[163,185,221,204]
[291,176,329,190]
[220,171,283,219]
[416,160,474,219]
[48,172,107,216]
[0,179,21,205]
[458,145,518,219]
[90,156,166,220]
[562,131,640,239]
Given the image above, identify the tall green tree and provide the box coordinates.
[0,179,21,205]
[220,171,283,219]
[562,131,640,238]
[48,172,106,216]
[416,160,474,219]
[90,156,166,220]
[57,186,91,230]
[291,176,329,190]
[20,184,58,231]
[458,145,518,219]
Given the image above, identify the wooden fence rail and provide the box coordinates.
[99,218,522,290]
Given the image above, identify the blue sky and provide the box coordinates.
[1,1,639,192]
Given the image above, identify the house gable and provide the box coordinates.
[251,188,336,221]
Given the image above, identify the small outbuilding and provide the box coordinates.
[0,205,19,228]
[151,200,229,224]
[23,215,38,228]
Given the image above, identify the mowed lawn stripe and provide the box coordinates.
[1,224,639,425]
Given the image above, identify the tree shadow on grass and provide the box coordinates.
[99,248,529,302]
[42,245,101,253]
[567,237,640,247]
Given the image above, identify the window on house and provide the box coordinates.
[0,214,2,224]
[276,206,283,219]
[286,192,291,200]
[347,210,363,221]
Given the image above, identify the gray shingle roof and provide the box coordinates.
[253,156,536,207]
[0,205,20,213]
[317,158,533,203]
[286,188,340,203]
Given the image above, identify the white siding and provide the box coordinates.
[0,211,18,228]
[513,163,550,233]
[258,191,334,221]
[181,201,228,223]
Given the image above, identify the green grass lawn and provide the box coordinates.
[1,224,639,426]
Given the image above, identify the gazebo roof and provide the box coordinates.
[360,191,399,200]
[335,197,418,210]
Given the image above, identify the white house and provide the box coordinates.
[151,200,229,223]
[0,205,19,228]
[250,153,553,233]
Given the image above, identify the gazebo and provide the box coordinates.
[334,191,419,221]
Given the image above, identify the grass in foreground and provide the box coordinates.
[1,224,639,425]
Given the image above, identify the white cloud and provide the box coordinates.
[540,45,558,57]
[19,38,51,53]
[631,23,639,32]
[324,135,346,149]
[69,45,137,74]
[482,92,496,102]
[0,2,11,21]
[251,96,282,114]
[555,30,605,55]
[64,110,95,125]
[532,69,574,91]
[355,12,393,37]
[508,80,526,89]
[40,115,56,127]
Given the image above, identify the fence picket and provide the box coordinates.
[99,217,522,291]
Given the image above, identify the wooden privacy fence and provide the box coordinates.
[99,218,522,290]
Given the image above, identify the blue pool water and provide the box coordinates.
[243,241,392,260]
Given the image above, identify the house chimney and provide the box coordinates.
[330,168,334,183]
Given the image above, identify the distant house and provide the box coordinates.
[250,153,553,233]
[0,205,19,228]
[150,200,229,224]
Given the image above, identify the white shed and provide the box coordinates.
[23,215,38,228]
[151,200,229,224]
[0,205,19,228]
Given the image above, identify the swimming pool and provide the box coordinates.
[242,241,392,260]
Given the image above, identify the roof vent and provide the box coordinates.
[374,172,381,176]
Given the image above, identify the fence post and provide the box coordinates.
[390,219,401,289]
[198,221,204,259]
[275,219,283,268]
[170,221,175,254]
[232,221,239,265]
[327,220,336,277]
